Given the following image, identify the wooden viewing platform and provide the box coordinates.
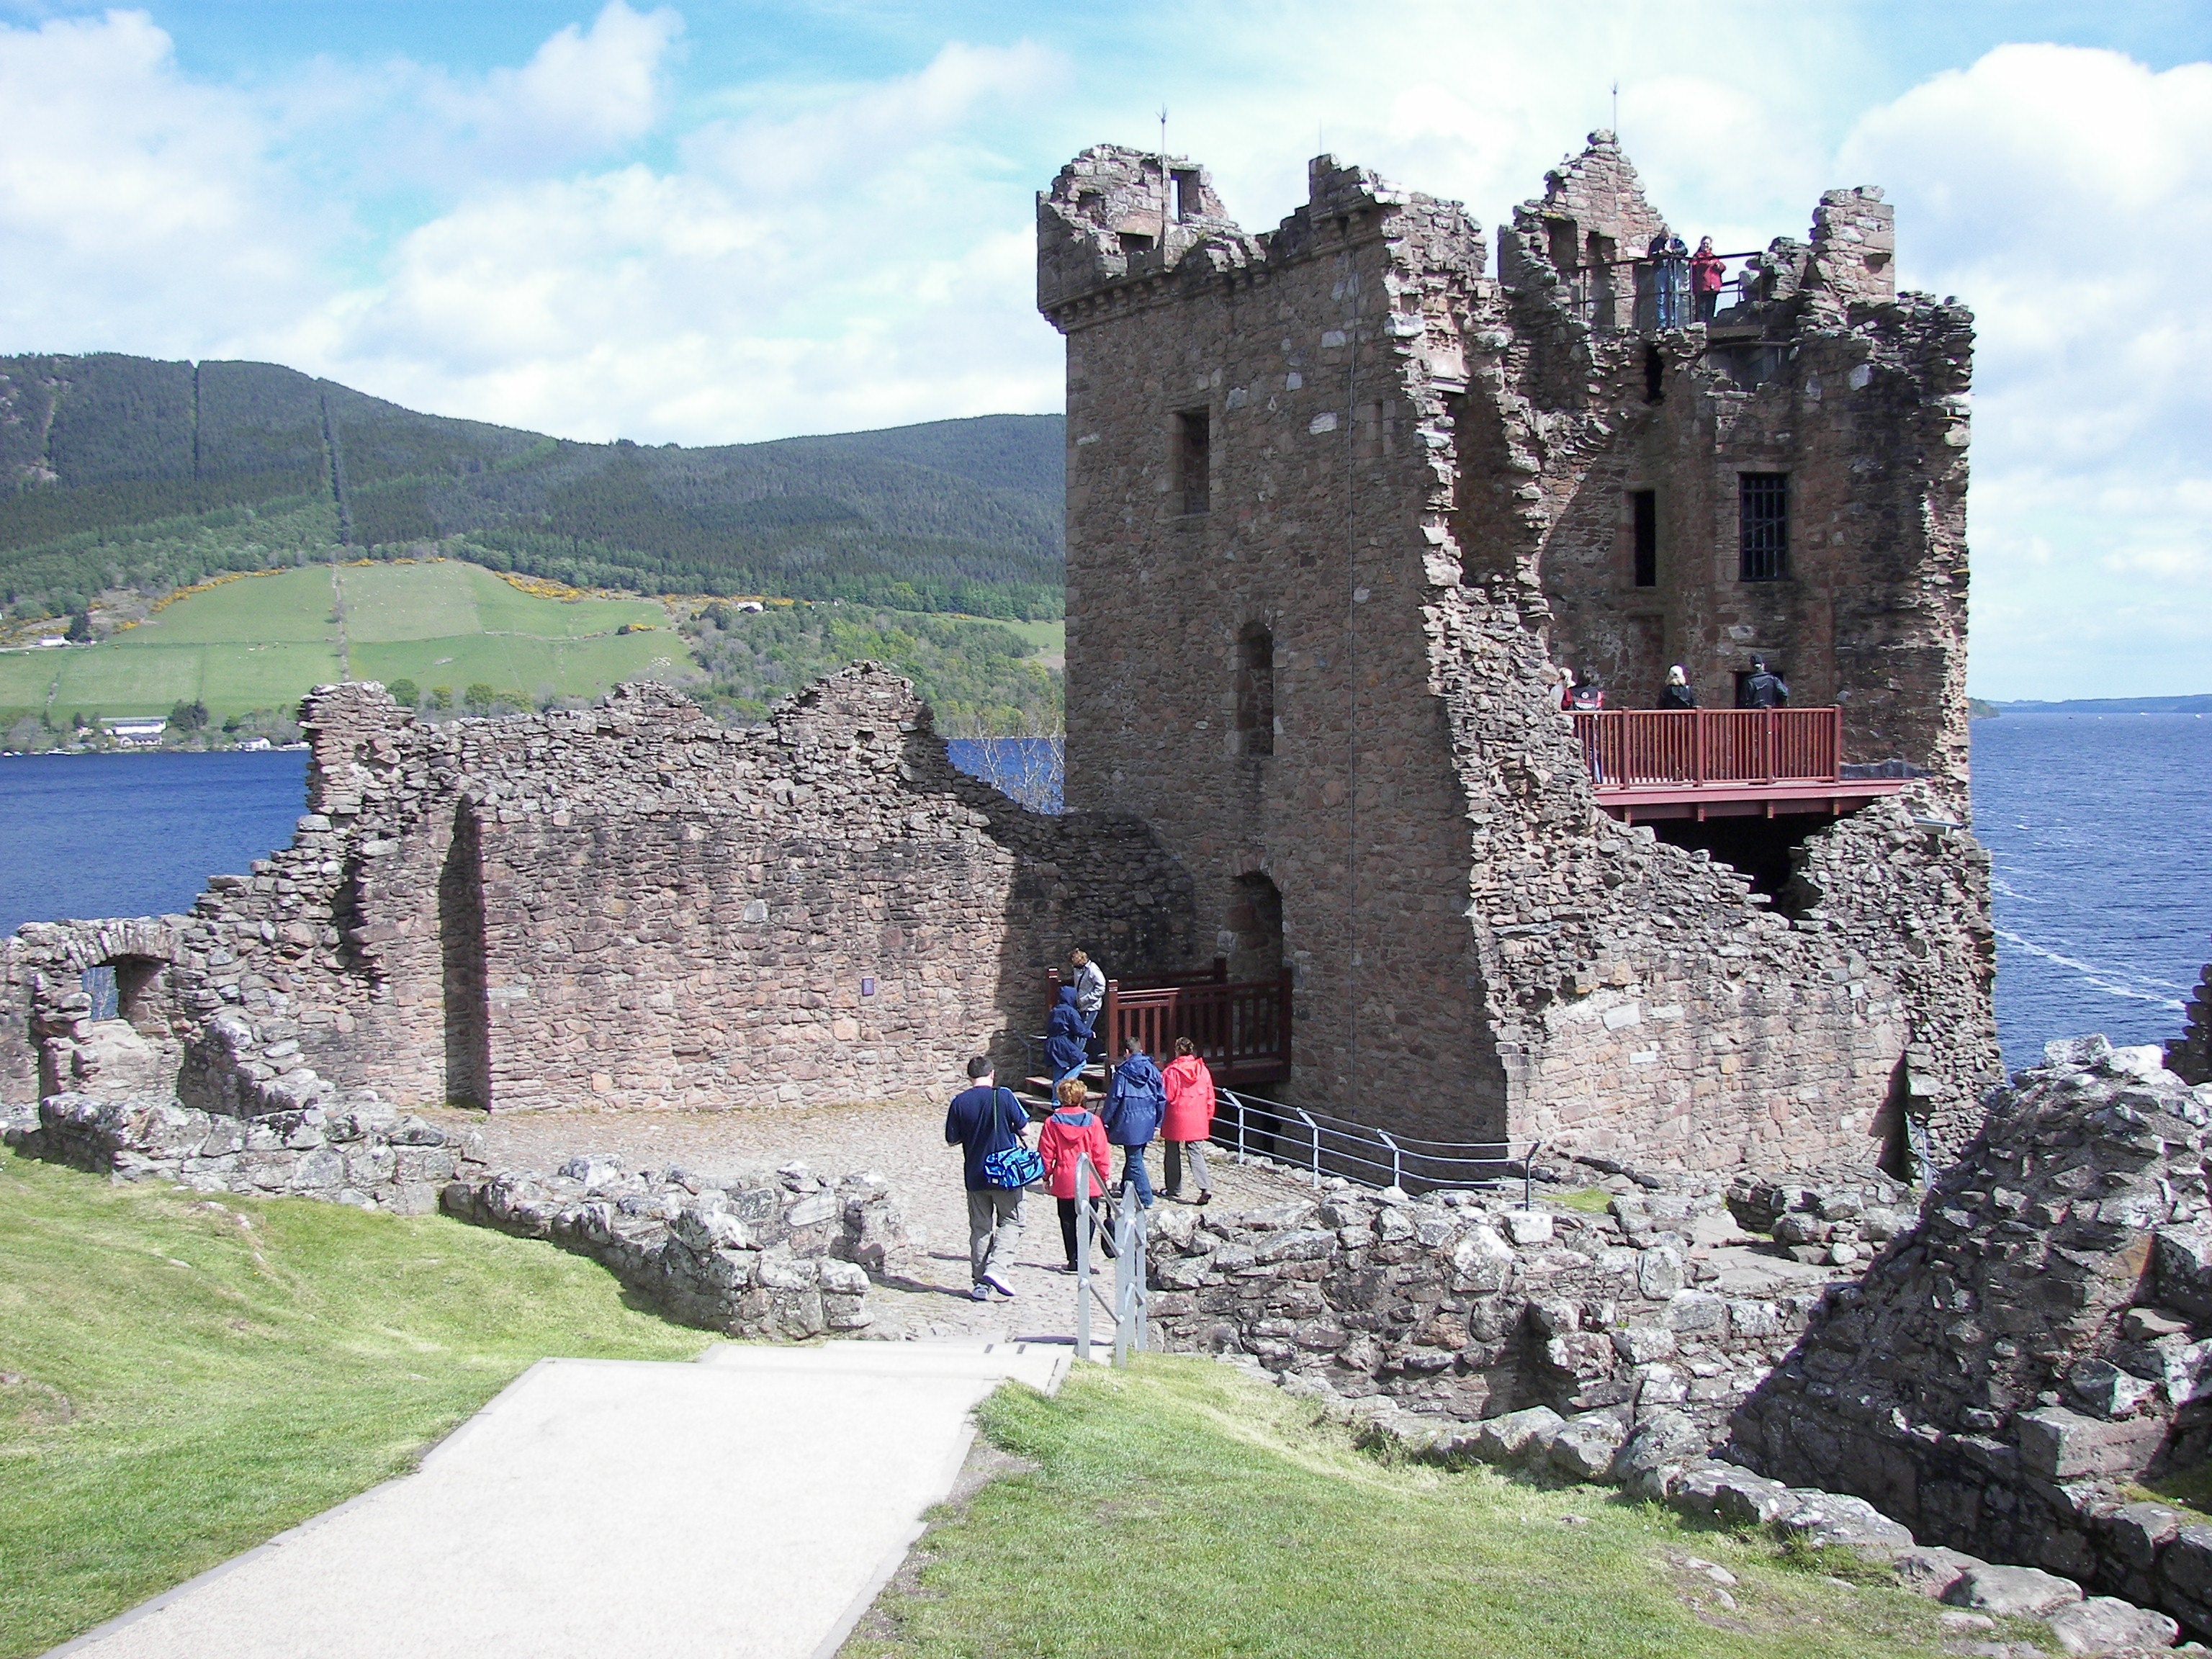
[1569,707,1910,823]
[1032,958,1292,1094]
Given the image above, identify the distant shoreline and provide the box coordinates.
[1985,695,2212,715]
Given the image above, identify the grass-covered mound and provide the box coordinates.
[0,1153,709,1658]
[848,1358,2044,1659]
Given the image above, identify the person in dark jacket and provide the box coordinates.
[1045,986,1092,1088]
[1102,1038,1165,1209]
[944,1054,1029,1301]
[1739,656,1790,709]
[1659,665,1697,710]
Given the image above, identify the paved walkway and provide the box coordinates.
[52,1342,1067,1659]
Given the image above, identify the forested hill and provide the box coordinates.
[0,354,1066,620]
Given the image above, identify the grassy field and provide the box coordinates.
[0,1152,709,1658]
[0,560,686,722]
[845,1359,2047,1659]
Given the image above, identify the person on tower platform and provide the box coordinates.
[1660,665,1698,710]
[1739,657,1791,709]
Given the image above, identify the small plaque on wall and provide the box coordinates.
[861,977,877,997]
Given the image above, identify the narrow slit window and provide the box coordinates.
[1630,490,1657,588]
[1739,472,1789,581]
[1236,624,1274,757]
[1177,409,1211,516]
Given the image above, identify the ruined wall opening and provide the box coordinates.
[1235,623,1274,756]
[1630,489,1657,588]
[1642,343,1665,404]
[1225,871,1285,984]
[1176,408,1211,515]
[439,804,492,1110]
[1648,814,1832,903]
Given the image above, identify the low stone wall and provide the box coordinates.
[440,1160,899,1341]
[14,1092,463,1213]
[3,1094,899,1342]
[1143,1181,1845,1439]
[1732,1036,2212,1634]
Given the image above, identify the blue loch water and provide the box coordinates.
[2,717,2204,1074]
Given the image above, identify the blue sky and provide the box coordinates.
[0,1,2206,698]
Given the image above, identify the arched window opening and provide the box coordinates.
[1226,871,1285,984]
[1236,624,1274,757]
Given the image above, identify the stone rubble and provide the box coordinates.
[2174,965,2212,1087]
[1732,1037,2212,1635]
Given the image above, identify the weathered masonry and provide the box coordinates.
[1039,132,1997,1169]
[1,670,1192,1118]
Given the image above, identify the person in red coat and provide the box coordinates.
[1691,236,1726,323]
[1038,1079,1115,1269]
[1160,1038,1217,1205]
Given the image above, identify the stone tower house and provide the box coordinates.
[1038,133,1997,1170]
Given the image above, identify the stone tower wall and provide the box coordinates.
[1041,137,1997,1169]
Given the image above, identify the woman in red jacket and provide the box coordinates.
[1038,1079,1115,1269]
[1160,1037,1217,1205]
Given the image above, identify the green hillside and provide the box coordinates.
[0,559,1062,742]
[0,561,685,727]
[0,354,1066,624]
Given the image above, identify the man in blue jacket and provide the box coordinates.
[1046,986,1092,1088]
[945,1055,1028,1301]
[1102,1038,1166,1210]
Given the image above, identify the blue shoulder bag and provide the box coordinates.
[981,1088,1045,1189]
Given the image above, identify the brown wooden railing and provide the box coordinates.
[1569,707,1842,788]
[1042,961,1292,1084]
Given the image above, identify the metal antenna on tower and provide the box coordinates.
[1159,106,1171,243]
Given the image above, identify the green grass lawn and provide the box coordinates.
[996,618,1064,659]
[845,1358,2046,1659]
[0,1152,709,1658]
[0,560,689,723]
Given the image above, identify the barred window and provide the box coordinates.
[1739,472,1789,581]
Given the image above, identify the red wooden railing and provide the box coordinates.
[1569,707,1841,789]
[1043,962,1292,1084]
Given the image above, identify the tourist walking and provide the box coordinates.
[943,1055,1031,1301]
[1102,1038,1166,1209]
[1567,675,1605,712]
[1045,984,1092,1088]
[1739,656,1791,709]
[1037,1078,1115,1271]
[1691,237,1725,323]
[1659,665,1697,710]
[1160,1037,1217,1205]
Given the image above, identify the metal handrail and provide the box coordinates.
[1216,1089,1545,1207]
[1073,1152,1147,1367]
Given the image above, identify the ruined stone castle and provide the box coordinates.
[2,132,1999,1178]
[1038,131,1995,1166]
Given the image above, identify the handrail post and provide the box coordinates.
[1074,1152,1094,1363]
[1294,1107,1321,1189]
[1377,1128,1401,1192]
[1694,708,1707,786]
[1523,1141,1542,1210]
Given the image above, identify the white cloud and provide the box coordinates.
[297,40,1069,443]
[1840,44,2212,697]
[0,9,332,351]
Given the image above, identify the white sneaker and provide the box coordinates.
[969,1282,992,1301]
[984,1273,1017,1299]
